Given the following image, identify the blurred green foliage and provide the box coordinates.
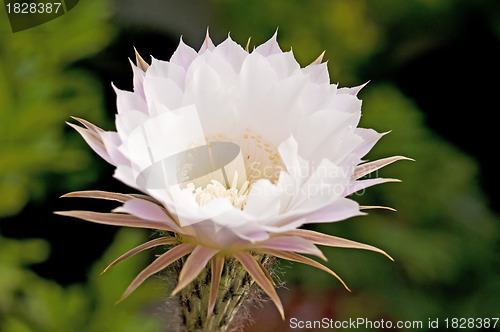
[0,229,164,332]
[0,0,113,216]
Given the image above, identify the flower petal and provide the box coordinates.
[54,211,177,232]
[170,37,198,69]
[118,243,195,302]
[60,190,134,202]
[66,122,113,165]
[134,47,150,72]
[352,156,413,180]
[113,198,185,234]
[286,229,393,261]
[198,28,215,54]
[234,252,284,320]
[171,245,219,295]
[254,30,281,56]
[254,236,326,260]
[261,248,350,291]
[302,198,363,224]
[102,236,177,274]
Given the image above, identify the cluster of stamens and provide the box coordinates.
[186,171,250,209]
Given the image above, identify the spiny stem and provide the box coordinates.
[177,254,275,331]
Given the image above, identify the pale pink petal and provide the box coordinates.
[143,75,184,110]
[128,58,146,99]
[352,128,385,159]
[353,156,413,180]
[147,57,186,89]
[234,251,284,320]
[254,30,281,56]
[100,131,128,165]
[54,211,178,232]
[60,190,134,203]
[302,61,330,84]
[302,198,363,224]
[266,50,300,79]
[71,117,105,134]
[66,122,113,165]
[285,229,393,260]
[198,28,216,54]
[359,205,397,212]
[239,52,278,108]
[113,83,147,114]
[212,35,247,71]
[170,37,198,69]
[134,47,150,72]
[337,81,369,96]
[254,236,326,260]
[295,109,356,161]
[113,198,184,234]
[171,245,219,295]
[118,243,195,302]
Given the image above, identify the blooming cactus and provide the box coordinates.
[57,31,409,327]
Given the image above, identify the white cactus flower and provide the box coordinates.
[57,31,409,326]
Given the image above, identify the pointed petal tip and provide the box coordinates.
[170,286,181,296]
[312,50,326,65]
[133,47,149,72]
[359,205,398,212]
[245,37,251,52]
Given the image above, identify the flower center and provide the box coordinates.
[186,171,249,209]
[184,130,283,209]
[207,129,284,184]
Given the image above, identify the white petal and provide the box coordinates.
[213,35,248,72]
[147,57,186,89]
[113,84,147,114]
[143,75,183,110]
[170,37,198,69]
[254,31,281,56]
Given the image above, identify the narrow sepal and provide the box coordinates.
[102,236,177,274]
[359,205,397,212]
[254,236,327,261]
[54,210,178,232]
[70,116,105,133]
[171,245,219,296]
[234,252,285,320]
[245,37,251,52]
[61,190,134,203]
[117,243,195,302]
[129,194,164,206]
[285,229,393,261]
[353,156,413,180]
[262,248,350,291]
[206,255,224,323]
[66,122,105,151]
[134,47,149,72]
[311,50,326,65]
